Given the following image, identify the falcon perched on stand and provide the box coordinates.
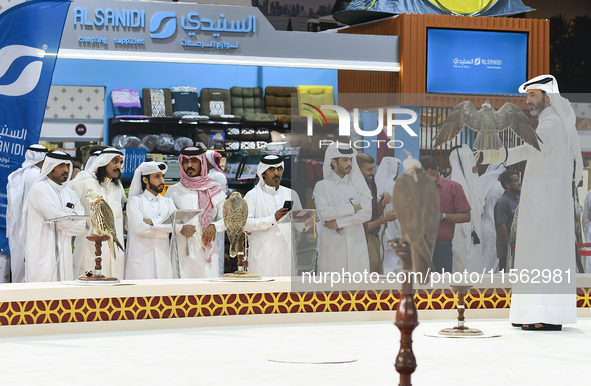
[224,191,248,258]
[391,155,439,281]
[433,101,542,160]
[87,189,124,261]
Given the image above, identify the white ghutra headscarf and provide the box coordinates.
[128,161,168,198]
[322,142,372,199]
[519,74,583,187]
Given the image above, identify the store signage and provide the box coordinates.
[70,6,258,50]
[62,2,263,55]
[75,124,87,136]
[59,0,399,70]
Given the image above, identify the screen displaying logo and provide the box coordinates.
[150,11,176,39]
[427,28,527,94]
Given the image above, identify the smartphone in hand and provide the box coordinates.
[283,200,294,211]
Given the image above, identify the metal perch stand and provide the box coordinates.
[390,241,418,386]
[76,235,120,284]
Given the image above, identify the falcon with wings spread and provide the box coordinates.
[433,101,542,163]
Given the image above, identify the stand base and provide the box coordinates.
[221,272,261,280]
[438,327,483,336]
[76,275,120,285]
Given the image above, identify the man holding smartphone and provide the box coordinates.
[244,155,304,276]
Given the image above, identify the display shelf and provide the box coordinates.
[108,118,290,150]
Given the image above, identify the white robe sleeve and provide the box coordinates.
[313,182,355,221]
[334,193,372,229]
[152,198,178,233]
[244,189,277,232]
[211,197,226,232]
[505,113,558,166]
[29,187,86,236]
[127,197,170,239]
[292,191,308,232]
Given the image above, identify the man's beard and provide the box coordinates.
[149,181,164,193]
[529,98,546,116]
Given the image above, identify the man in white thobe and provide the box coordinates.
[126,162,180,280]
[244,155,304,277]
[165,146,226,278]
[375,157,403,274]
[69,148,127,278]
[21,151,86,282]
[5,144,47,283]
[508,75,583,331]
[206,150,228,275]
[480,163,506,272]
[449,145,485,273]
[313,143,372,273]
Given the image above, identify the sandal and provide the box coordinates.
[511,323,523,327]
[521,323,562,331]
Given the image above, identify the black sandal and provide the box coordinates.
[521,323,562,331]
[511,323,523,327]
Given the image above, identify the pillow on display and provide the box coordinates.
[265,86,297,123]
[230,86,276,122]
[171,86,209,120]
[110,88,147,119]
[199,88,240,121]
[142,88,174,118]
[296,85,339,124]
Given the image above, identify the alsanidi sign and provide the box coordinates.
[58,0,399,70]
[426,28,528,95]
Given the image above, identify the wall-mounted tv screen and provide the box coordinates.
[426,28,528,94]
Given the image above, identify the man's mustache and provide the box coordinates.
[187,167,196,172]
[113,169,121,173]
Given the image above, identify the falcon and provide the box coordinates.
[391,155,439,280]
[87,189,124,261]
[223,191,248,258]
[433,101,542,153]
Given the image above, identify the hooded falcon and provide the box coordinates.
[87,189,124,261]
[391,154,439,281]
[224,191,248,258]
[433,101,541,163]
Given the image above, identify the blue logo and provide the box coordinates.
[0,45,45,97]
[150,12,176,39]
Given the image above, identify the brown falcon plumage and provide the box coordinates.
[223,191,248,258]
[433,101,542,151]
[87,189,124,261]
[391,155,439,281]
